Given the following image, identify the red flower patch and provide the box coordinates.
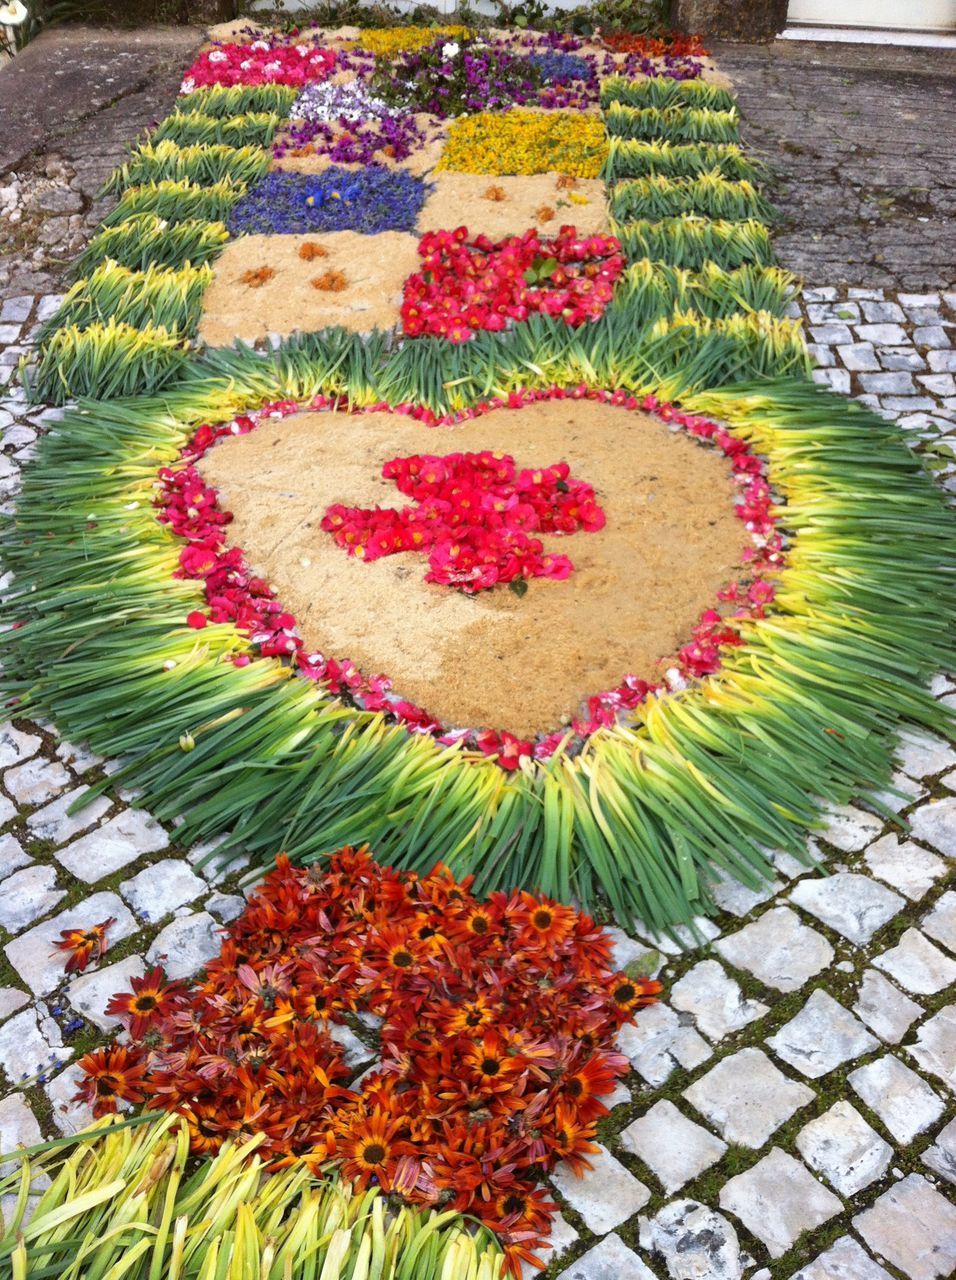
[180,42,336,93]
[77,847,660,1274]
[401,226,624,342]
[322,450,606,592]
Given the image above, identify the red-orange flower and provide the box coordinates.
[53,916,116,974]
[106,965,185,1038]
[74,1045,146,1115]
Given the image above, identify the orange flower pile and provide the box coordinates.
[602,31,710,56]
[76,848,660,1272]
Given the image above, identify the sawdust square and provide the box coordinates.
[198,230,420,346]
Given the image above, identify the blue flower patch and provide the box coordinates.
[229,167,429,236]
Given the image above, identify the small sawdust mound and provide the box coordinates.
[239,266,276,288]
[199,401,747,737]
[311,269,348,291]
[418,171,609,239]
[199,231,420,345]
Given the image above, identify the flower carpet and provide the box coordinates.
[1,18,955,1278]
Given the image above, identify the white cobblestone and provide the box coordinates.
[853,968,923,1043]
[45,1062,96,1135]
[819,804,885,852]
[67,954,146,1032]
[683,1048,815,1148]
[0,723,40,768]
[620,1100,727,1194]
[792,1237,893,1280]
[848,1055,945,1144]
[0,1005,69,1083]
[855,322,909,344]
[837,342,880,371]
[922,1116,956,1186]
[120,858,205,920]
[908,1006,956,1092]
[4,756,70,806]
[669,959,768,1041]
[0,988,29,1020]
[719,1149,842,1259]
[550,1144,649,1234]
[766,990,878,1078]
[146,911,221,979]
[0,863,64,932]
[0,834,30,879]
[0,1092,43,1172]
[4,892,137,995]
[520,1212,578,1279]
[789,873,903,945]
[922,890,956,953]
[911,793,956,855]
[873,928,956,995]
[25,785,111,846]
[56,807,170,881]
[714,907,834,992]
[557,1233,656,1280]
[796,1101,892,1196]
[896,729,956,778]
[616,1002,711,1086]
[853,1174,956,1280]
[863,834,947,900]
[707,868,782,918]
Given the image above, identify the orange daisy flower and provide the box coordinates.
[106,965,185,1038]
[53,916,116,974]
[74,1045,146,1116]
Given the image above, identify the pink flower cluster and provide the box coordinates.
[180,41,336,93]
[402,227,624,342]
[156,388,783,770]
[322,450,605,592]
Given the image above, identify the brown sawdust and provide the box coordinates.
[418,171,609,239]
[199,402,747,737]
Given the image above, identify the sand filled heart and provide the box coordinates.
[196,397,748,738]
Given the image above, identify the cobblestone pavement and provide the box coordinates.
[713,40,956,294]
[1,289,954,1279]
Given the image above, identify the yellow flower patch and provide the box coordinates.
[349,26,472,55]
[436,111,608,179]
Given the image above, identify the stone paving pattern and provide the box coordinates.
[0,25,955,1280]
